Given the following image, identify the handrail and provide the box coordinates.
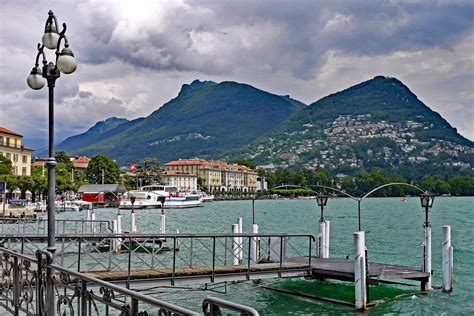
[203,296,259,315]
[50,262,200,315]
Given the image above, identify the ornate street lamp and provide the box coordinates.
[420,193,435,227]
[27,10,77,260]
[316,194,328,222]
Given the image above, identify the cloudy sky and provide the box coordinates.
[0,0,473,147]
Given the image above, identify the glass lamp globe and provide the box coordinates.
[57,47,77,74]
[27,67,46,90]
[42,24,59,49]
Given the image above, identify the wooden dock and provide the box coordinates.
[79,257,428,288]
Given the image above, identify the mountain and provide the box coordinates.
[58,80,305,163]
[233,76,473,177]
[51,117,134,155]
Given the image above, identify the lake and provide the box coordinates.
[57,196,474,315]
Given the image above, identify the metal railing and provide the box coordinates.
[2,233,314,286]
[0,217,112,236]
[0,247,260,315]
[203,296,259,315]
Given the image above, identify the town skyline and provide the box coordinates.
[0,0,473,143]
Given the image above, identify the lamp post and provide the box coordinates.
[316,194,328,222]
[420,193,435,227]
[27,10,77,258]
[419,192,435,290]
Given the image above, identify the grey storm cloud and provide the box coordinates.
[0,0,473,142]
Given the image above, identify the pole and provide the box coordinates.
[102,169,105,185]
[252,197,255,225]
[2,182,6,217]
[357,199,361,231]
[442,225,453,292]
[47,79,56,257]
[354,231,367,311]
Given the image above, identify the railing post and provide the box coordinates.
[172,237,177,286]
[81,279,88,316]
[279,236,283,277]
[131,297,139,316]
[422,224,432,290]
[127,236,132,289]
[13,256,19,315]
[308,236,313,275]
[232,224,239,265]
[212,237,216,283]
[78,237,82,272]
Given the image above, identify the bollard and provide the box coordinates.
[325,221,330,258]
[317,234,323,258]
[237,217,243,260]
[86,209,91,221]
[117,214,123,250]
[442,225,454,292]
[160,214,166,234]
[422,225,432,290]
[175,229,180,249]
[319,221,326,258]
[131,212,137,233]
[232,224,239,265]
[250,224,259,264]
[112,220,118,252]
[91,212,96,234]
[354,231,367,311]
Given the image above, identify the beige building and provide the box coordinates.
[163,159,257,193]
[163,171,198,192]
[0,127,33,176]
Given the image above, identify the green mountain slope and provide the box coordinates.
[233,76,473,175]
[62,80,305,164]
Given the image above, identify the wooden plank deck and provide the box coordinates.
[288,257,430,282]
[85,262,309,282]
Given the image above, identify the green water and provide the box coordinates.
[58,197,474,314]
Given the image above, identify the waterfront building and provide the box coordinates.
[163,171,198,192]
[71,156,91,169]
[163,159,257,193]
[0,127,33,175]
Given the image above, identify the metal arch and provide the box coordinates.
[307,184,359,201]
[361,182,427,200]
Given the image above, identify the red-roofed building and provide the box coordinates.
[0,127,33,175]
[71,156,91,169]
[163,158,257,193]
[163,171,198,192]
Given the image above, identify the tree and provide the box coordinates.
[0,155,12,174]
[235,160,256,169]
[55,151,73,170]
[86,154,120,184]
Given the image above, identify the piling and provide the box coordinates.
[442,225,454,292]
[237,217,243,260]
[422,225,432,290]
[250,224,259,263]
[232,224,240,265]
[131,211,137,233]
[112,220,118,252]
[354,231,367,311]
[324,221,330,258]
[160,214,166,234]
[91,212,96,234]
[319,221,326,258]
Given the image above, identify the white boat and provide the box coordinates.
[119,185,202,209]
[200,193,215,202]
[55,201,80,212]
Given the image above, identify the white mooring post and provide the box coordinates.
[112,219,118,252]
[250,224,259,264]
[319,221,326,258]
[232,224,240,265]
[86,209,91,221]
[91,211,96,234]
[237,217,243,260]
[117,213,123,250]
[354,231,367,311]
[442,225,454,292]
[325,221,330,258]
[160,213,166,234]
[422,225,432,290]
[130,211,137,233]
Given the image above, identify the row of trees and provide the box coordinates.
[260,168,474,197]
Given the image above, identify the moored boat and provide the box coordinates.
[119,185,202,209]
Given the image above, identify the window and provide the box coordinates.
[0,136,3,146]
[6,153,11,159]
[22,155,27,163]
[6,138,10,146]
[13,154,18,162]
[22,167,27,175]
